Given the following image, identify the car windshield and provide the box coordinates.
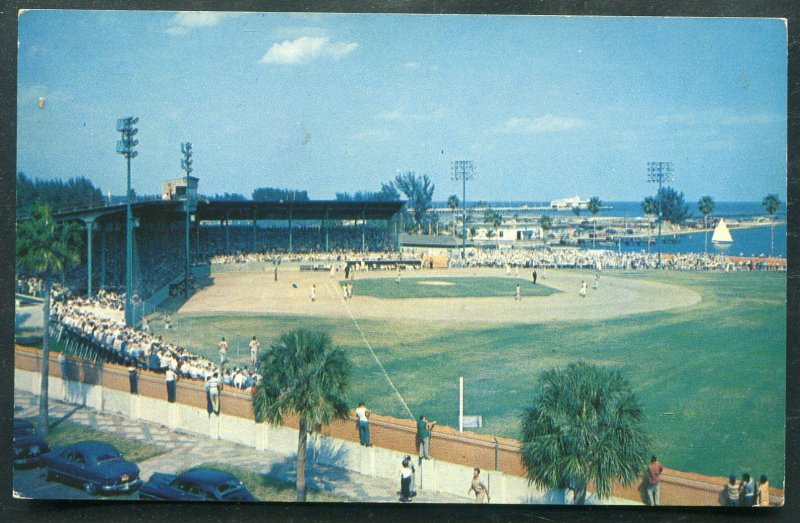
[95,453,121,463]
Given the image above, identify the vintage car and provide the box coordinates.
[13,419,50,467]
[40,441,141,494]
[138,468,256,501]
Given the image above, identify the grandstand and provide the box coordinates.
[38,198,405,313]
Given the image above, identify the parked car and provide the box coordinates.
[40,441,141,495]
[139,468,256,501]
[13,419,50,467]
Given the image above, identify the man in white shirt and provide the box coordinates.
[355,402,372,447]
[218,337,228,367]
[165,367,178,403]
[205,372,222,415]
[249,336,260,366]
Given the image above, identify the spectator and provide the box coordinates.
[355,402,372,447]
[468,467,490,504]
[399,457,413,503]
[757,475,770,507]
[416,415,436,464]
[128,364,139,394]
[647,455,664,506]
[166,367,178,403]
[725,475,740,506]
[218,337,228,367]
[205,371,221,415]
[739,473,755,507]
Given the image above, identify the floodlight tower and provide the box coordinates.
[181,142,193,300]
[647,161,673,268]
[116,116,139,327]
[451,160,476,260]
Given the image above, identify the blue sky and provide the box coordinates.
[17,11,787,202]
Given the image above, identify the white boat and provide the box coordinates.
[711,218,733,244]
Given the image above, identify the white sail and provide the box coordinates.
[711,218,733,243]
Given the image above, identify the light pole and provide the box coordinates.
[117,116,138,327]
[647,162,673,268]
[181,142,193,300]
[451,160,476,260]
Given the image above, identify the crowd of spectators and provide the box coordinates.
[198,225,395,261]
[16,278,73,300]
[51,290,263,391]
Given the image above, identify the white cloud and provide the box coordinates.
[259,36,358,65]
[491,115,587,134]
[377,107,444,123]
[403,61,420,69]
[166,12,231,35]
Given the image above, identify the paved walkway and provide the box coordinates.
[13,389,466,503]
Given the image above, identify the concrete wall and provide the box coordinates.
[14,346,784,506]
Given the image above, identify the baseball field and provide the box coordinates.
[155,264,786,487]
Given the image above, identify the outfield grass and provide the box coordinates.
[182,462,350,502]
[347,276,558,299]
[28,417,167,464]
[162,271,786,487]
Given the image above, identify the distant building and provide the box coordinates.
[550,196,589,210]
[162,176,199,210]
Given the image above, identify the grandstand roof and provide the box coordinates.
[44,199,405,223]
[197,200,405,221]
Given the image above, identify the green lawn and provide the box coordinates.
[28,417,167,464]
[161,271,786,488]
[347,276,558,299]
[183,462,350,502]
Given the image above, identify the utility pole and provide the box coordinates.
[647,162,673,268]
[451,161,476,260]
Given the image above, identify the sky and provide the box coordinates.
[17,10,787,203]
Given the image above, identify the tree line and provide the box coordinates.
[17,172,105,216]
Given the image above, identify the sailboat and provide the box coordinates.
[711,218,733,244]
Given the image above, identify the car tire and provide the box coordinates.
[84,482,97,495]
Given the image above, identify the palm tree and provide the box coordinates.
[697,196,715,253]
[762,194,781,257]
[520,362,651,505]
[587,197,602,247]
[252,328,351,501]
[16,203,82,435]
[641,196,658,252]
[539,214,553,243]
[447,194,460,236]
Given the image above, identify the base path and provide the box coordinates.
[179,266,701,324]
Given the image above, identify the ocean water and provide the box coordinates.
[598,223,787,258]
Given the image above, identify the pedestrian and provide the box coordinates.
[355,402,372,446]
[416,415,437,464]
[725,475,740,506]
[128,364,139,395]
[249,336,260,366]
[274,266,278,282]
[757,475,770,507]
[515,283,521,301]
[330,265,335,279]
[467,467,490,503]
[164,314,172,330]
[142,316,150,333]
[646,455,663,506]
[532,270,537,284]
[166,367,178,403]
[579,280,587,298]
[347,282,353,299]
[514,266,519,278]
[593,273,599,290]
[218,337,228,367]
[403,455,417,497]
[342,283,348,301]
[395,268,401,283]
[205,371,222,415]
[400,458,413,502]
[739,473,755,507]
[310,284,316,303]
[345,264,350,280]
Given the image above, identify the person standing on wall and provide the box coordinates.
[128,364,139,395]
[355,402,372,447]
[646,455,664,506]
[416,415,436,465]
[166,367,178,403]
